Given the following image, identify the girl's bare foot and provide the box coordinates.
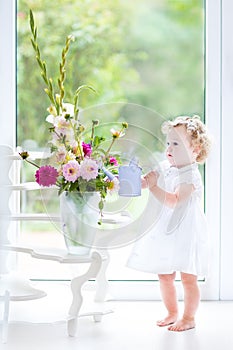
[157,314,178,327]
[167,316,195,332]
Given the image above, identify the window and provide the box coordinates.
[16,0,206,290]
[17,0,205,147]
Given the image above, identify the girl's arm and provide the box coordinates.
[144,170,194,208]
[149,183,194,208]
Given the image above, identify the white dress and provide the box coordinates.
[127,161,209,277]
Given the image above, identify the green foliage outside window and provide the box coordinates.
[17,0,204,148]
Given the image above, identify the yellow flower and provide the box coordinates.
[65,151,76,162]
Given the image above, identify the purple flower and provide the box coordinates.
[62,160,80,182]
[79,158,98,181]
[109,157,118,166]
[35,165,58,187]
[82,142,92,157]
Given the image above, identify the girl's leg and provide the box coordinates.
[168,272,199,332]
[157,272,178,326]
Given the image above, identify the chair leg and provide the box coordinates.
[68,252,102,337]
[95,249,110,302]
[2,290,10,344]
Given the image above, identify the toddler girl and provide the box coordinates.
[127,115,211,332]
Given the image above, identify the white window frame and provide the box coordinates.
[204,0,221,300]
[204,0,233,301]
[1,0,233,300]
[219,0,233,300]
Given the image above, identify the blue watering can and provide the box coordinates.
[102,158,142,197]
[118,158,142,197]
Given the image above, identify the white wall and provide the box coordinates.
[0,0,16,148]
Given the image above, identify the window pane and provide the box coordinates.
[17,0,204,280]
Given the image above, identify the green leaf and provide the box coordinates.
[30,39,37,51]
[93,136,106,147]
[29,9,35,33]
[36,57,44,70]
[98,200,104,211]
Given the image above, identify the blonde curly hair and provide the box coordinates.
[161,115,212,163]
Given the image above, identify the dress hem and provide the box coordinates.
[127,262,207,277]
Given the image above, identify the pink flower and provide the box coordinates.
[82,142,92,157]
[54,116,71,133]
[35,165,58,187]
[79,158,98,181]
[109,157,118,166]
[62,160,80,182]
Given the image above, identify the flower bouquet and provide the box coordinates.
[19,10,128,225]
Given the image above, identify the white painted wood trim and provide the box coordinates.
[219,0,233,300]
[0,0,16,148]
[204,0,222,300]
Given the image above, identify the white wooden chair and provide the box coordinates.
[0,145,47,342]
[0,290,10,344]
[0,145,111,341]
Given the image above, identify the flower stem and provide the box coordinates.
[25,159,40,169]
[77,140,84,160]
[105,138,116,158]
[29,9,59,114]
[90,120,99,146]
[105,125,125,158]
[74,85,96,120]
[58,35,74,110]
[90,126,95,145]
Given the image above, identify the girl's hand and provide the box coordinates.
[141,177,148,189]
[144,170,159,190]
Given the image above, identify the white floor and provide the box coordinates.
[1,281,233,350]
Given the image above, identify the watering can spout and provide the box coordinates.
[102,166,115,181]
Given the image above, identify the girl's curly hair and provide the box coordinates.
[161,115,212,163]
